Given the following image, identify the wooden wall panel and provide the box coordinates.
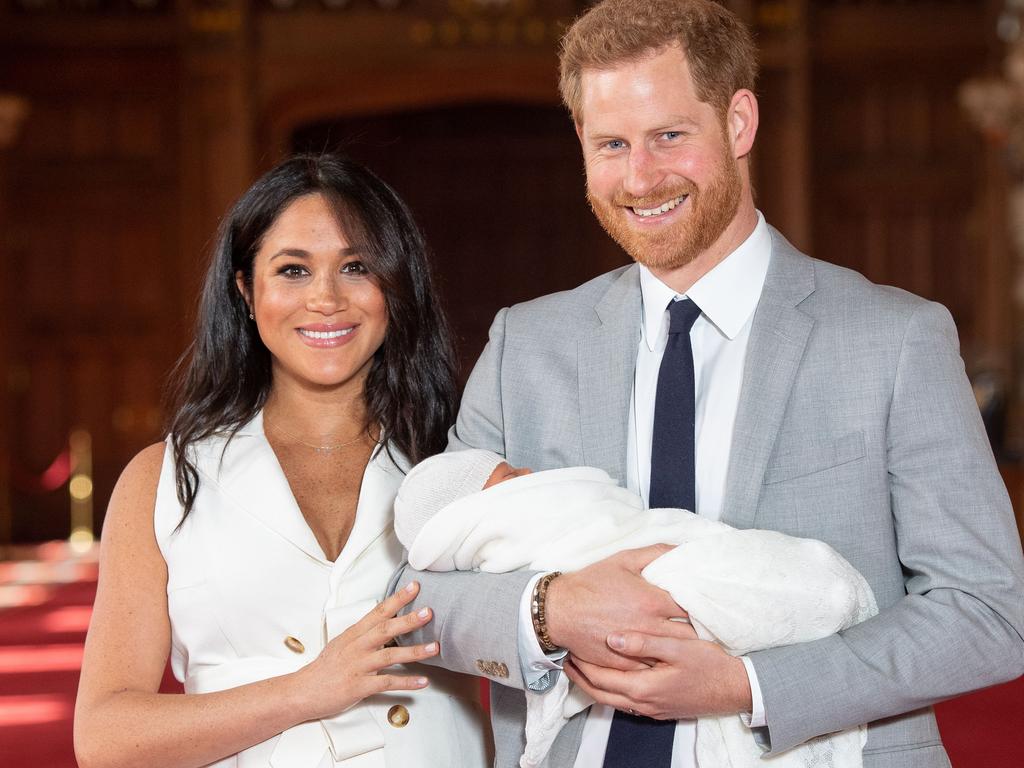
[0,44,182,541]
[749,0,811,251]
[754,64,811,250]
[810,4,994,354]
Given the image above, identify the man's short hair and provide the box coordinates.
[558,0,758,124]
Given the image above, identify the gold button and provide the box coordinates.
[284,636,305,654]
[387,704,410,728]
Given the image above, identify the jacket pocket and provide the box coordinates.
[764,430,866,485]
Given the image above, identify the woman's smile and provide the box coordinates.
[296,323,358,347]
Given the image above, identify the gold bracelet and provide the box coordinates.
[531,571,562,653]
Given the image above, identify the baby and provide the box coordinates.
[395,450,876,768]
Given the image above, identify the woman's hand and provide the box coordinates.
[293,581,439,721]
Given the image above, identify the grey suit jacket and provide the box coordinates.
[397,229,1024,768]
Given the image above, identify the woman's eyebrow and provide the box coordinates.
[269,248,310,262]
[269,246,362,261]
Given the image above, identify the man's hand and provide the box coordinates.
[544,544,685,670]
[564,631,753,720]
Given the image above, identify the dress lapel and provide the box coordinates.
[211,412,331,565]
[203,415,403,580]
[578,266,641,485]
[721,228,816,530]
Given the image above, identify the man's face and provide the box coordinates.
[578,45,743,271]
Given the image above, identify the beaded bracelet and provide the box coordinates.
[531,571,562,652]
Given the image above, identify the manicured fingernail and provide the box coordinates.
[405,581,418,593]
[423,642,438,653]
[417,607,430,619]
[608,633,625,650]
[417,677,429,686]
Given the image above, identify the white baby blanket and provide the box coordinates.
[401,466,877,768]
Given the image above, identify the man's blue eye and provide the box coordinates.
[607,140,625,150]
[663,131,681,140]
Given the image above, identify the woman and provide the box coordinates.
[74,155,490,768]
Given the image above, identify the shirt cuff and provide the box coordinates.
[739,655,767,728]
[517,573,567,692]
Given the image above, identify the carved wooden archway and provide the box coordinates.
[261,59,561,163]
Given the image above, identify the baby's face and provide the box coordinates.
[483,462,533,489]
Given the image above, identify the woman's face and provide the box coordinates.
[237,193,388,394]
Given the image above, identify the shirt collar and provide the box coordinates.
[639,211,771,351]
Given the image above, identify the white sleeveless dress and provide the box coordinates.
[154,412,490,768]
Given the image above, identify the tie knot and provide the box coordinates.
[667,298,702,335]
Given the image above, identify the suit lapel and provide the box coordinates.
[578,266,641,484]
[722,228,816,530]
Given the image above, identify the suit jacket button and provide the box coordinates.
[475,659,508,678]
[284,636,305,654]
[388,704,410,728]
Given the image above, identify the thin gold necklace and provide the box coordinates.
[265,417,377,455]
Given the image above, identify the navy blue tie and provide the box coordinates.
[603,297,701,768]
[649,298,702,511]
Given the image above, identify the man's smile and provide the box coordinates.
[629,194,687,218]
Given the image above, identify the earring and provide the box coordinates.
[248,311,254,320]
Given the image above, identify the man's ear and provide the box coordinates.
[235,271,252,314]
[727,89,759,159]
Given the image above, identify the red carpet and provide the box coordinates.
[0,543,1021,767]
[0,544,101,768]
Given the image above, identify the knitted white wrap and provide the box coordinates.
[394,449,504,551]
[396,461,877,768]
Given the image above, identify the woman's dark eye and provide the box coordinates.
[341,261,369,275]
[278,264,308,278]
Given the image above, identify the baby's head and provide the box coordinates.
[394,449,532,548]
[483,460,533,489]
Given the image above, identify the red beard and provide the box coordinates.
[587,148,742,271]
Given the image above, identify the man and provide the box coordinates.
[394,1,1024,766]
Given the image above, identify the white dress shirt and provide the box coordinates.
[518,212,772,767]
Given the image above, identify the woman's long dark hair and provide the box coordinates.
[167,154,458,520]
